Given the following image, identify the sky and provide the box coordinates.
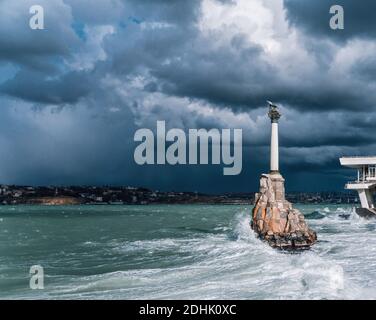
[0,0,375,193]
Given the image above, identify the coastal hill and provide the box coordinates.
[0,185,360,205]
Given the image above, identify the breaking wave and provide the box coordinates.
[2,204,376,299]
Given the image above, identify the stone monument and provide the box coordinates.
[251,102,317,250]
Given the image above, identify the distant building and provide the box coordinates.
[340,156,376,216]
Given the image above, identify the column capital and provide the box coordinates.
[267,101,281,123]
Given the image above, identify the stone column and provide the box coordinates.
[267,101,281,174]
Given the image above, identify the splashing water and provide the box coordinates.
[0,204,376,299]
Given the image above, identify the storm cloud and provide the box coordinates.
[284,0,376,42]
[0,0,375,192]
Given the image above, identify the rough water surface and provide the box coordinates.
[0,204,375,299]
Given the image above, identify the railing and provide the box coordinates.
[346,180,376,185]
[341,155,376,158]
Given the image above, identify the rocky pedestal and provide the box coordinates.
[251,173,317,250]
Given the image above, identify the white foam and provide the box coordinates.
[3,205,376,300]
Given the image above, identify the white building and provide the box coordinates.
[340,156,376,216]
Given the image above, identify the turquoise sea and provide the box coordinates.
[0,204,375,299]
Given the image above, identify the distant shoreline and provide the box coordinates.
[0,185,360,206]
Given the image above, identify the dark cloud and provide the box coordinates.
[100,1,376,114]
[350,55,376,82]
[0,0,79,70]
[122,0,201,26]
[0,0,375,192]
[0,70,92,105]
[284,0,376,42]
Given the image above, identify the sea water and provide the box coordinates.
[0,204,376,300]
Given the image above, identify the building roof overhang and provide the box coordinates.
[340,156,376,168]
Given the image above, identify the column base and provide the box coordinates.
[356,207,376,218]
